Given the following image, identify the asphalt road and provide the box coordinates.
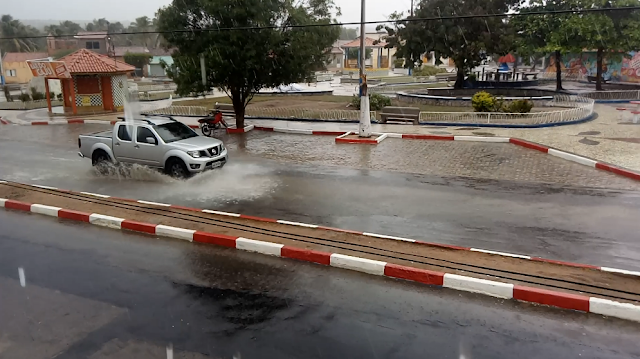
[1,210,640,359]
[0,124,639,271]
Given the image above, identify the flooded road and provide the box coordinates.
[1,211,639,359]
[1,124,639,270]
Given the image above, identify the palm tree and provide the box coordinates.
[0,15,43,53]
[130,16,152,48]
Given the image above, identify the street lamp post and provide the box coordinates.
[358,0,372,138]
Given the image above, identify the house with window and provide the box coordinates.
[46,31,113,57]
[147,48,174,77]
[2,52,50,84]
[114,46,150,77]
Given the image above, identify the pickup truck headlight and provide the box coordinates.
[187,150,201,158]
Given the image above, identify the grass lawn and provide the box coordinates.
[174,94,471,112]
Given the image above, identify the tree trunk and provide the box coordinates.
[555,50,563,92]
[230,88,246,129]
[596,47,604,91]
[454,60,465,89]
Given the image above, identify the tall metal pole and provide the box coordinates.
[411,0,414,17]
[358,0,372,137]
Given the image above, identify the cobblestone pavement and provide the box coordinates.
[226,132,640,190]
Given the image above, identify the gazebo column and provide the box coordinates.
[44,78,52,113]
[69,78,77,115]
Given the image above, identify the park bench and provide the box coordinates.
[379,106,421,125]
[435,73,457,83]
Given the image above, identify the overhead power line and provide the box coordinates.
[2,6,640,40]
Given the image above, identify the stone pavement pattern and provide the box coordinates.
[226,132,640,190]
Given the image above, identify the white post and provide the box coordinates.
[358,0,372,137]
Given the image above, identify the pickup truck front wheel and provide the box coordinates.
[166,158,190,179]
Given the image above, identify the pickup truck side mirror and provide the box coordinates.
[146,137,157,145]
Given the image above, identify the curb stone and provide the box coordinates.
[1,195,639,323]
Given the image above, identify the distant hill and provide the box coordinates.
[20,19,132,31]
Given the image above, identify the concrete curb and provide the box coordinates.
[3,180,639,280]
[335,131,387,144]
[2,195,639,323]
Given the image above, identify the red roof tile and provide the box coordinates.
[59,49,135,74]
[2,52,49,63]
[341,37,386,48]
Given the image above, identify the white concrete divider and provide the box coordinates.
[384,133,403,138]
[80,192,111,198]
[470,248,531,260]
[89,214,125,229]
[30,204,62,217]
[548,149,597,167]
[589,297,640,322]
[202,209,241,217]
[443,273,514,299]
[454,136,511,143]
[330,253,386,276]
[156,225,195,242]
[274,128,314,135]
[363,232,416,243]
[376,133,389,143]
[276,220,318,228]
[236,237,283,256]
[600,267,640,277]
[138,200,171,207]
[0,198,6,207]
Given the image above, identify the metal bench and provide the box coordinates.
[379,106,421,125]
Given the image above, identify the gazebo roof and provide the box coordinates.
[341,37,387,48]
[59,49,135,74]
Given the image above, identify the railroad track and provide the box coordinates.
[2,180,640,303]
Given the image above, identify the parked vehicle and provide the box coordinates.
[197,110,228,137]
[78,116,227,178]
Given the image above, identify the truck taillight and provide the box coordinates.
[78,138,81,148]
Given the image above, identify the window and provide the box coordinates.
[153,122,198,143]
[137,127,157,145]
[5,69,16,77]
[86,41,100,50]
[117,125,132,141]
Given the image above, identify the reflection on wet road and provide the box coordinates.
[0,124,639,270]
[1,211,639,359]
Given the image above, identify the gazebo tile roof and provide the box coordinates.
[59,49,135,74]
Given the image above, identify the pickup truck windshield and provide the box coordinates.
[153,122,198,143]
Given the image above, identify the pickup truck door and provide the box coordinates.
[112,123,136,163]
[132,125,163,167]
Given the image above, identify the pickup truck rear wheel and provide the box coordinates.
[166,158,190,179]
[92,150,111,175]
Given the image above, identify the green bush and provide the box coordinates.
[471,91,496,112]
[19,93,31,102]
[393,58,404,68]
[30,87,45,101]
[56,93,63,101]
[412,65,447,77]
[505,99,533,113]
[350,93,392,111]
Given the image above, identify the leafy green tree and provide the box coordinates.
[339,27,358,40]
[562,0,640,90]
[380,0,517,88]
[513,0,577,91]
[127,16,153,48]
[85,18,110,32]
[45,21,84,36]
[0,15,44,53]
[156,0,340,128]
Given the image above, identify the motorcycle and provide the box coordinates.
[198,110,229,137]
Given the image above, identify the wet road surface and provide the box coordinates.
[1,211,640,359]
[0,124,639,271]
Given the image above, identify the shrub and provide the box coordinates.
[393,58,404,68]
[505,99,533,113]
[413,65,447,77]
[3,86,12,102]
[471,91,496,112]
[350,93,392,111]
[57,93,63,101]
[19,93,31,102]
[30,87,45,101]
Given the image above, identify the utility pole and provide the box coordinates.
[411,0,414,17]
[358,0,371,138]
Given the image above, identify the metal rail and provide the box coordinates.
[1,181,639,302]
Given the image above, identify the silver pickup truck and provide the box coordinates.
[78,116,227,178]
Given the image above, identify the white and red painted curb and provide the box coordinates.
[226,125,255,134]
[1,195,639,323]
[335,131,388,144]
[5,180,640,279]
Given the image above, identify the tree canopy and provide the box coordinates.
[156,0,340,127]
[381,0,517,88]
[0,15,44,53]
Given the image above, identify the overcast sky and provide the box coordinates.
[5,0,411,26]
